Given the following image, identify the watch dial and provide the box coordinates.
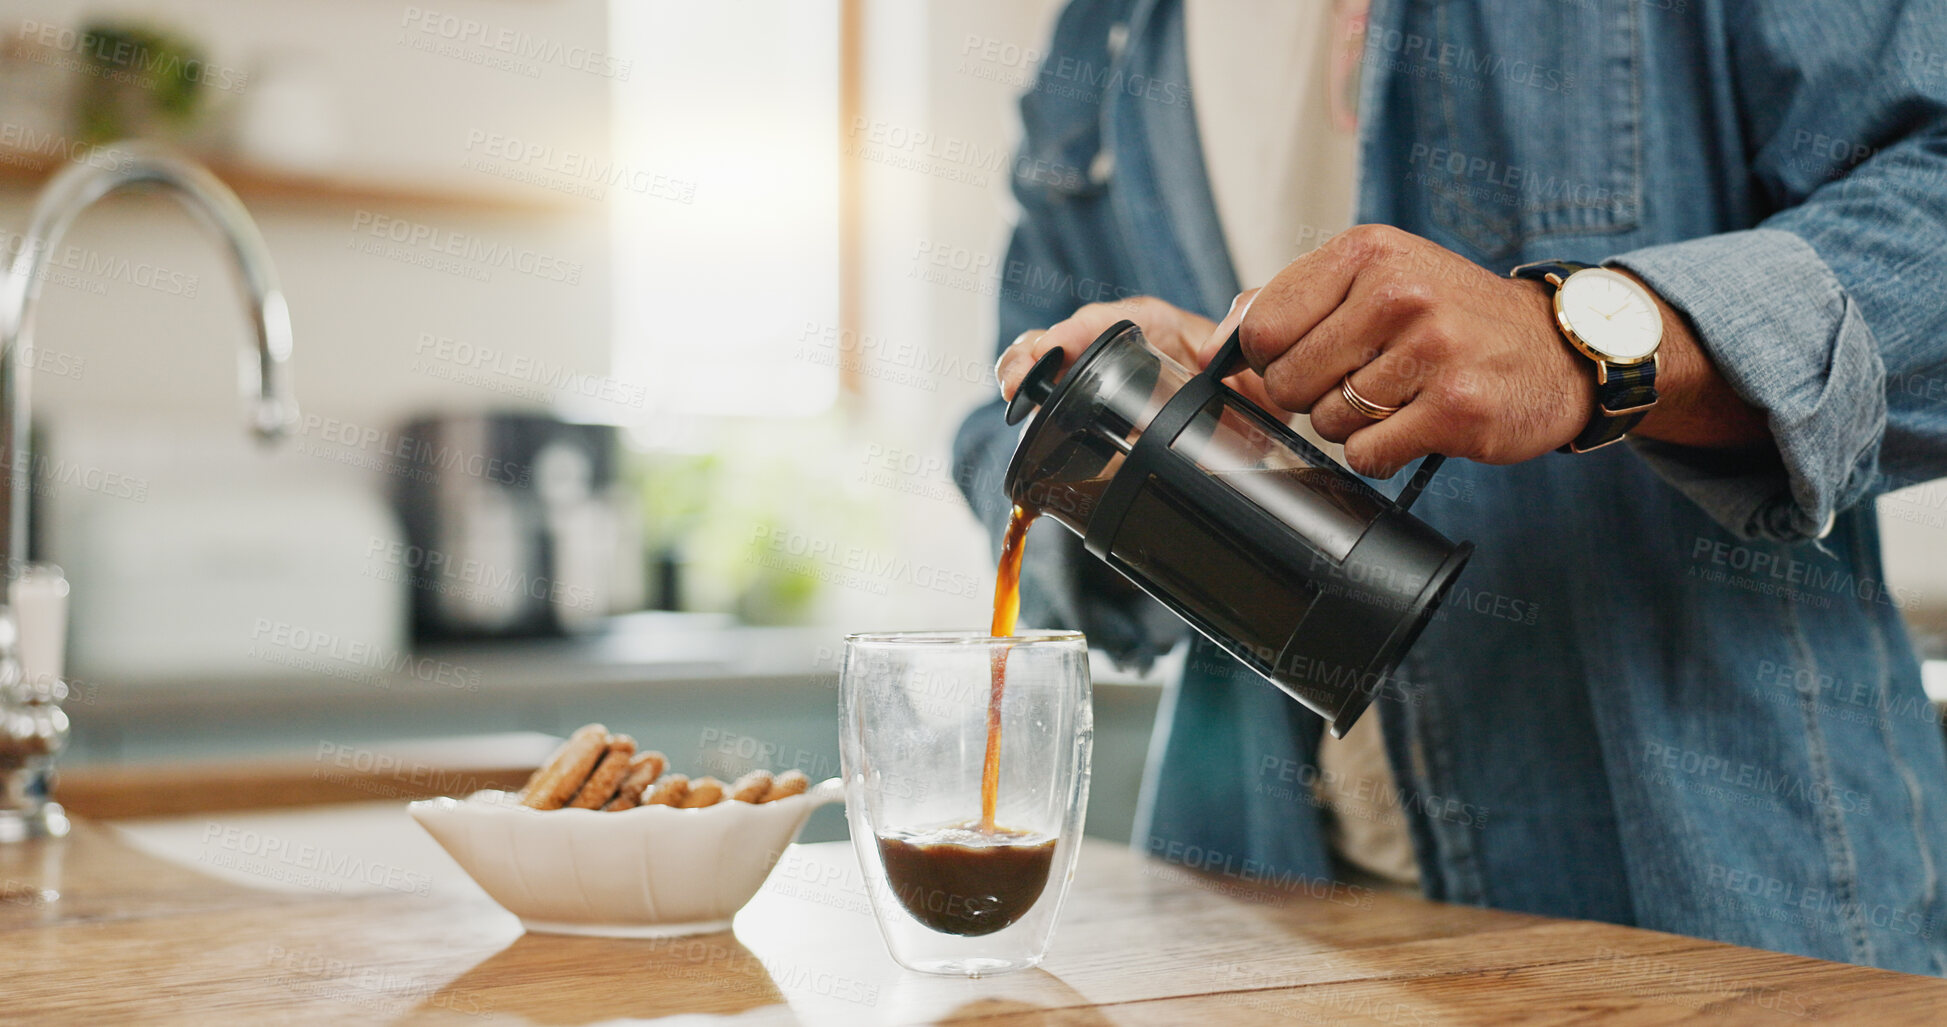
[1559,268,1662,361]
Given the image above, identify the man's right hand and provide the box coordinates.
[996,295,1280,413]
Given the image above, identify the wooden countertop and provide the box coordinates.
[4,807,1943,1024]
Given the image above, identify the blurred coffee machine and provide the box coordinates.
[392,413,644,640]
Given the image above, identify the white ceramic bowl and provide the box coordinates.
[409,779,843,937]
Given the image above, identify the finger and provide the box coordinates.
[1187,290,1285,411]
[1256,302,1375,416]
[1235,235,1370,373]
[1115,294,1213,370]
[1341,399,1443,479]
[1308,351,1425,444]
[1227,369,1283,417]
[996,298,1195,399]
[1256,264,1427,415]
[1196,289,1260,369]
[995,329,1048,400]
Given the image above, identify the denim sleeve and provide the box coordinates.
[1609,231,1881,542]
[1606,0,1947,543]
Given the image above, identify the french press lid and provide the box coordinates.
[1000,321,1199,524]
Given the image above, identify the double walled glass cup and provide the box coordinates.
[840,631,1091,977]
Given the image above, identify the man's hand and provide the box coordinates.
[996,297,1214,401]
[995,225,1766,478]
[1234,225,1593,477]
[1236,225,1766,476]
[996,296,1279,413]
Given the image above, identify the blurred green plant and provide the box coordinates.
[631,431,826,626]
[73,23,209,143]
[637,450,719,550]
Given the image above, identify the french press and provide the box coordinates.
[1003,320,1472,737]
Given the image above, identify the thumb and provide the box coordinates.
[1196,289,1261,370]
[995,329,1048,401]
[1194,289,1283,412]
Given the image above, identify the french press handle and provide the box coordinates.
[1205,329,1447,514]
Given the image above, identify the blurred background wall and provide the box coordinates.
[0,0,1081,675]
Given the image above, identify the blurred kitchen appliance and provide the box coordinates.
[0,144,297,841]
[1003,321,1471,738]
[51,425,405,687]
[391,412,643,640]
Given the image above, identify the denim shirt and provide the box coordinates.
[954,0,1947,973]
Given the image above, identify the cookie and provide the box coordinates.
[728,770,773,803]
[681,776,726,808]
[762,769,810,802]
[517,734,575,795]
[519,723,609,810]
[603,750,668,811]
[644,773,690,807]
[568,734,638,809]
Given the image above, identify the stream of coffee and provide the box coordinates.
[981,503,1035,831]
[875,504,1055,938]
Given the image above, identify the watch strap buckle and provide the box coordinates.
[1598,397,1658,418]
[1563,432,1634,454]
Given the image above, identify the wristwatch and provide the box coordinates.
[1511,260,1663,453]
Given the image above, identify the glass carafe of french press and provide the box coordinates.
[1004,320,1472,737]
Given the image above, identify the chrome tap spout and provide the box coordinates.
[0,142,297,575]
[0,143,296,841]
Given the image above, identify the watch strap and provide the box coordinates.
[1570,356,1657,453]
[1510,259,1659,454]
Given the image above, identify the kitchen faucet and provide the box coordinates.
[0,143,297,841]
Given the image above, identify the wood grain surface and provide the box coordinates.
[3,808,1943,1024]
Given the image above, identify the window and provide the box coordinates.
[609,0,840,417]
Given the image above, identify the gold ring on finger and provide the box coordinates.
[1340,374,1401,421]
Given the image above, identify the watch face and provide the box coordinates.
[1557,268,1662,362]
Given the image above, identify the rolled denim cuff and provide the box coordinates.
[1607,229,1885,543]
